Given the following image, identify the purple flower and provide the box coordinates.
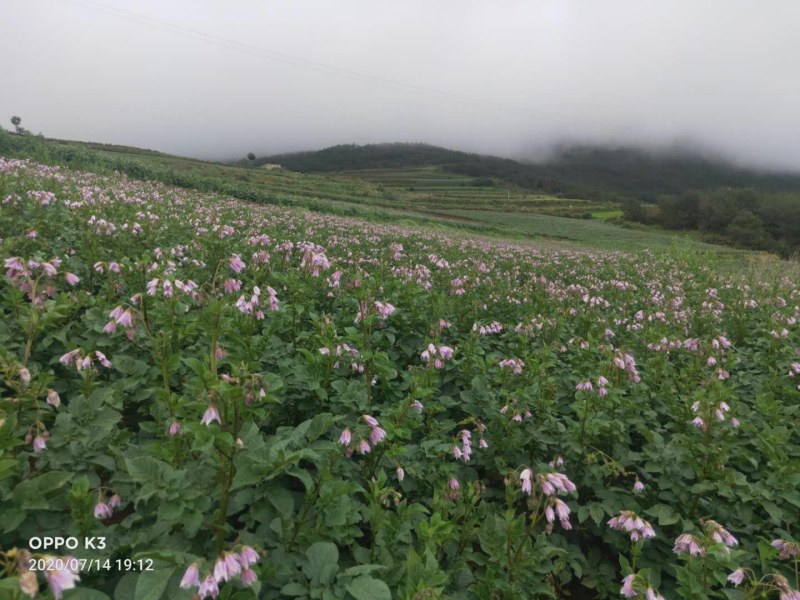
[520,468,533,495]
[633,480,645,493]
[674,533,705,556]
[357,439,371,454]
[772,539,800,560]
[363,415,380,427]
[620,574,637,598]
[240,567,257,586]
[369,426,386,445]
[229,255,246,273]
[197,576,219,598]
[213,552,241,582]
[180,563,201,589]
[65,272,80,286]
[238,546,259,567]
[201,404,221,426]
[33,435,47,452]
[449,477,460,490]
[44,558,81,600]
[338,428,352,446]
[727,568,746,586]
[94,502,112,519]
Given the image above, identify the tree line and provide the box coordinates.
[621,189,800,256]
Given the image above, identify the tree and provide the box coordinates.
[727,210,771,250]
[620,196,645,222]
[247,152,256,161]
[10,116,29,135]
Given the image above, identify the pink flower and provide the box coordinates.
[358,439,371,454]
[620,574,637,597]
[47,389,61,406]
[396,466,405,481]
[439,346,454,360]
[727,568,746,586]
[240,567,257,586]
[645,588,665,600]
[369,426,386,444]
[180,563,201,589]
[213,552,241,582]
[706,520,737,548]
[520,468,533,495]
[168,421,181,436]
[4,256,25,274]
[674,533,705,556]
[449,478,460,490]
[19,367,31,385]
[363,415,380,427]
[338,428,352,446]
[633,480,645,493]
[197,576,219,598]
[201,404,221,426]
[65,273,80,286]
[33,435,47,452]
[772,539,800,560]
[108,494,121,508]
[238,546,259,567]
[95,351,112,368]
[229,255,246,273]
[223,278,241,294]
[44,558,80,599]
[94,502,112,519]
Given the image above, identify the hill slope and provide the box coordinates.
[256,142,800,200]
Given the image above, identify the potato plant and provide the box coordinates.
[0,157,799,599]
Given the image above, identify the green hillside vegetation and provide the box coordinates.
[256,142,800,200]
[0,130,766,260]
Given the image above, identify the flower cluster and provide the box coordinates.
[420,343,454,369]
[498,358,524,375]
[59,349,112,370]
[179,546,260,599]
[613,351,641,383]
[93,493,122,519]
[607,510,656,542]
[338,415,386,455]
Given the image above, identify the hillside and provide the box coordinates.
[256,142,800,200]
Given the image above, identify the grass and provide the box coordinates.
[434,208,747,254]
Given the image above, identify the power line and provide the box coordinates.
[62,0,594,127]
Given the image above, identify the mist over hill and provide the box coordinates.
[255,142,800,200]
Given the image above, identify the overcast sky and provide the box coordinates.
[3,0,799,169]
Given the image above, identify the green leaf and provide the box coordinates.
[64,589,111,599]
[304,542,339,581]
[345,576,391,600]
[12,471,73,508]
[133,568,175,600]
[280,582,309,596]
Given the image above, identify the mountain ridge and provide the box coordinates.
[252,142,800,200]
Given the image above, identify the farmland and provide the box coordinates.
[1,148,800,600]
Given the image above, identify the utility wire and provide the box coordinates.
[62,0,594,127]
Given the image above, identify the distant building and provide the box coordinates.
[261,163,282,170]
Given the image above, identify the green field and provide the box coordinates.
[0,132,762,261]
